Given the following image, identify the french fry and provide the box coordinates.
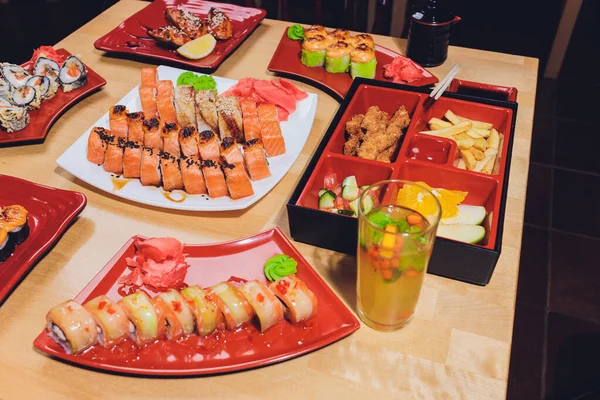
[484,148,498,158]
[473,137,488,152]
[456,136,475,150]
[460,149,477,170]
[454,132,471,141]
[428,118,453,128]
[456,115,494,130]
[482,156,496,174]
[420,120,472,138]
[474,150,498,173]
[470,147,486,161]
[488,129,500,149]
[444,110,462,125]
[465,129,483,139]
[430,124,444,131]
[457,158,467,170]
[472,128,491,138]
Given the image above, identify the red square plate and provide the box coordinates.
[94,0,266,72]
[268,27,438,100]
[33,227,360,376]
[0,49,106,148]
[0,175,87,305]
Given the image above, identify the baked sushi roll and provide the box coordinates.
[179,126,199,157]
[0,225,16,263]
[155,289,196,337]
[301,35,329,67]
[209,282,255,331]
[181,286,225,336]
[325,41,352,73]
[46,300,99,354]
[59,56,87,93]
[216,95,243,142]
[161,122,181,157]
[0,105,30,133]
[238,280,284,332]
[350,33,375,49]
[83,295,130,348]
[207,7,233,40]
[117,291,162,346]
[329,28,350,42]
[304,25,327,40]
[269,275,318,323]
[350,44,377,79]
[1,205,29,245]
[174,85,197,128]
[194,89,219,134]
[142,117,163,150]
[1,63,30,88]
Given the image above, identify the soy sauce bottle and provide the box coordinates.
[406,0,461,67]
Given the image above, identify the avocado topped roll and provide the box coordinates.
[301,35,329,67]
[350,44,377,79]
[325,41,353,73]
[304,25,327,40]
[350,34,375,49]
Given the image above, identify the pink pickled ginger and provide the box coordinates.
[383,56,424,84]
[118,237,189,290]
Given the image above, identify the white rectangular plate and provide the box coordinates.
[57,66,318,211]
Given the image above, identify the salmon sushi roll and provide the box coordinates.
[140,67,157,88]
[156,80,177,124]
[142,117,163,150]
[222,160,254,200]
[197,130,221,162]
[126,111,145,143]
[220,137,245,168]
[269,275,318,323]
[152,296,184,341]
[243,139,271,181]
[162,122,181,157]
[179,126,199,157]
[155,289,196,337]
[240,99,261,142]
[239,280,284,332]
[139,86,158,119]
[103,137,125,175]
[46,300,98,355]
[209,282,254,331]
[257,104,286,157]
[140,148,161,186]
[123,141,142,179]
[109,105,129,139]
[87,127,111,165]
[181,286,225,336]
[201,159,228,198]
[118,291,163,346]
[83,295,130,348]
[179,156,207,195]
[160,152,184,192]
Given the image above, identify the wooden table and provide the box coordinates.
[0,1,538,398]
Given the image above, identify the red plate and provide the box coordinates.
[33,227,360,376]
[268,27,439,100]
[94,0,266,71]
[0,49,106,148]
[0,175,87,305]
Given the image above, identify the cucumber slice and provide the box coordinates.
[349,198,359,214]
[437,224,486,244]
[361,194,375,214]
[360,185,370,190]
[342,176,358,188]
[318,189,327,197]
[342,184,359,200]
[318,190,336,209]
[338,209,355,216]
[440,205,487,225]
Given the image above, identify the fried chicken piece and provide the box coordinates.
[375,142,399,163]
[360,106,388,133]
[358,105,411,161]
[356,106,390,160]
[345,114,364,139]
[343,135,361,156]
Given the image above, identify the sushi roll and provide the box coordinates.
[325,41,352,73]
[0,225,16,263]
[161,122,181,156]
[215,96,243,142]
[26,75,51,103]
[59,55,87,93]
[209,282,254,331]
[142,117,163,150]
[329,28,350,42]
[83,295,130,348]
[11,85,37,109]
[350,34,375,49]
[0,106,30,133]
[109,105,129,139]
[238,280,284,332]
[304,25,327,40]
[179,126,199,157]
[33,57,60,97]
[0,77,12,100]
[159,151,184,192]
[155,289,196,337]
[301,35,329,67]
[181,286,225,336]
[1,63,30,88]
[269,275,318,324]
[1,205,29,245]
[350,44,377,79]
[194,90,218,134]
[117,291,162,346]
[140,147,162,187]
[46,300,99,354]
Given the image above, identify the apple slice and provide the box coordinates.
[440,205,486,225]
[437,224,486,244]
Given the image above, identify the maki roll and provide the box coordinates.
[83,295,130,348]
[304,25,327,40]
[27,75,53,101]
[0,106,30,132]
[0,225,16,263]
[301,35,329,67]
[59,55,87,93]
[209,282,254,331]
[0,77,12,100]
[46,300,99,354]
[329,28,351,44]
[33,57,60,96]
[350,34,375,49]
[1,205,29,245]
[11,86,37,109]
[350,44,377,79]
[269,275,318,324]
[1,64,30,88]
[154,289,196,337]
[238,280,284,332]
[117,291,162,346]
[325,41,352,73]
[181,286,225,336]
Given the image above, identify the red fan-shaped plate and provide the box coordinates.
[33,227,360,376]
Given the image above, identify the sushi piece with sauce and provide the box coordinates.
[240,99,261,142]
[59,55,87,92]
[155,289,196,337]
[222,160,254,200]
[238,280,284,332]
[83,296,130,348]
[257,103,286,157]
[122,141,143,179]
[209,282,254,331]
[325,41,352,73]
[350,34,375,49]
[269,275,318,324]
[194,90,218,134]
[201,159,228,198]
[126,111,145,143]
[350,44,377,79]
[87,127,112,165]
[46,300,98,355]
[103,137,125,175]
[118,291,163,346]
[197,130,221,162]
[139,87,158,119]
[179,156,207,195]
[181,286,225,336]
[1,205,29,245]
[156,80,178,124]
[220,137,245,168]
[109,105,129,139]
[160,151,184,192]
[1,63,30,88]
[216,96,243,142]
[152,295,185,341]
[243,139,271,181]
[0,105,30,133]
[301,35,328,67]
[174,85,197,128]
[304,25,327,40]
[162,122,181,156]
[142,117,163,150]
[179,126,199,157]
[0,225,16,263]
[140,148,162,187]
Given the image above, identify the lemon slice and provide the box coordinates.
[177,34,216,60]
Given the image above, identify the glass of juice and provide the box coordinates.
[357,180,441,331]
